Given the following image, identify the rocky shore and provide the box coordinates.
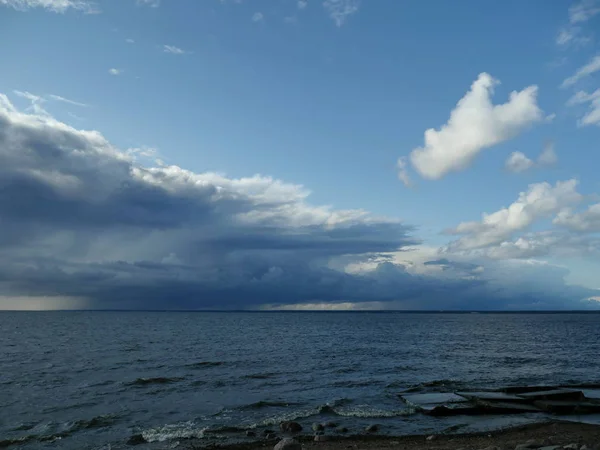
[179,421,600,450]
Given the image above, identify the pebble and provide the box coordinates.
[312,423,325,432]
[481,446,500,450]
[274,438,302,450]
[314,435,329,442]
[539,446,561,450]
[426,435,436,441]
[280,422,303,433]
[580,446,589,450]
[563,445,578,450]
[365,424,379,433]
[516,442,543,450]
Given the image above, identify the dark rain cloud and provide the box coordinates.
[0,93,597,310]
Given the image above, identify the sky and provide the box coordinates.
[0,0,600,310]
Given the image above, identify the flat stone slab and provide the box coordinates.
[400,393,468,406]
[534,401,600,414]
[478,401,542,413]
[422,403,484,417]
[456,391,530,402]
[580,389,600,400]
[517,389,584,402]
[503,386,560,394]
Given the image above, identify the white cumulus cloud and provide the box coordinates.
[446,179,582,251]
[505,152,534,173]
[554,202,600,232]
[408,73,543,180]
[505,142,558,174]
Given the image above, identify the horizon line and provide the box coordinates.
[2,309,600,313]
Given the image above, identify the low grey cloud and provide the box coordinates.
[0,92,596,310]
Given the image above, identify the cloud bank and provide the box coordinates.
[0,92,596,310]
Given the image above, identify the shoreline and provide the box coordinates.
[183,421,600,450]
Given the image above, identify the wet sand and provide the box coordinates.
[187,421,600,450]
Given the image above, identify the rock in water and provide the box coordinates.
[312,423,325,432]
[126,434,146,445]
[280,422,303,433]
[337,427,349,433]
[246,431,257,437]
[365,424,379,433]
[265,433,277,440]
[324,421,337,428]
[263,429,275,436]
[274,438,302,450]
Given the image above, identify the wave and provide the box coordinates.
[203,425,248,434]
[401,379,465,393]
[238,400,302,410]
[0,415,118,448]
[140,422,209,443]
[42,401,100,414]
[329,379,382,388]
[253,398,413,427]
[331,366,361,374]
[243,372,280,380]
[66,414,119,432]
[125,376,184,386]
[214,400,304,417]
[185,361,225,369]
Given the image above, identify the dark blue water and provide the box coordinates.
[2,312,600,449]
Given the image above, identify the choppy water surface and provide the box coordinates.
[2,312,600,449]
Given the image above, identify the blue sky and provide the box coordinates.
[0,0,599,310]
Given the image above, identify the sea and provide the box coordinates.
[2,311,600,449]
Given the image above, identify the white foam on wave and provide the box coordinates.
[141,422,209,442]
